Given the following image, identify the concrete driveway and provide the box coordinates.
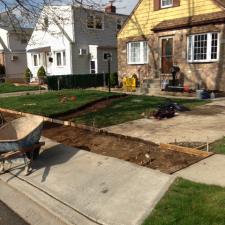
[105,100,225,144]
[0,137,173,225]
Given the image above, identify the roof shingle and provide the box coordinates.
[152,11,225,32]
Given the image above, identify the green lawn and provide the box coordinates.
[0,83,40,93]
[74,95,208,127]
[210,137,225,154]
[0,89,118,117]
[143,178,225,225]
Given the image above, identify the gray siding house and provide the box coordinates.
[0,12,32,82]
[27,3,127,79]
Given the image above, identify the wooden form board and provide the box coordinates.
[160,143,214,158]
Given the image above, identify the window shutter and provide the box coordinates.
[154,0,160,11]
[173,0,180,7]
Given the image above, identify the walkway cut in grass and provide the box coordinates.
[0,90,118,117]
[143,178,225,225]
[0,83,40,94]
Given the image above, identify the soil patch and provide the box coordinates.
[54,94,127,121]
[42,122,203,174]
[57,99,113,121]
[2,112,205,174]
[185,105,225,116]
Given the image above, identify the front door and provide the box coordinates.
[90,60,96,74]
[46,52,53,75]
[161,37,173,74]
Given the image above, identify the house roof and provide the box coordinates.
[152,11,225,32]
[118,0,225,36]
[215,0,225,7]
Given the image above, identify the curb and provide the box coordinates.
[0,178,69,225]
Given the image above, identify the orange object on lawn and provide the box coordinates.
[70,96,77,101]
[183,85,190,92]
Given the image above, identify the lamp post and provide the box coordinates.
[105,53,112,93]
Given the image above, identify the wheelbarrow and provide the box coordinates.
[0,116,45,175]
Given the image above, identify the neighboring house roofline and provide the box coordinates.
[215,0,225,7]
[0,26,32,34]
[118,0,225,37]
[117,0,144,37]
[74,6,128,17]
[42,4,128,17]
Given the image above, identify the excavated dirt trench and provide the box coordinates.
[3,112,205,174]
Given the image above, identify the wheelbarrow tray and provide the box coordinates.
[0,116,43,153]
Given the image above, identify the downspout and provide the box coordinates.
[5,32,11,78]
[71,5,76,74]
[7,32,12,52]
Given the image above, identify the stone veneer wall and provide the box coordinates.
[118,23,225,91]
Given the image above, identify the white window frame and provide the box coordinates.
[127,41,149,65]
[87,14,104,30]
[55,51,66,67]
[187,32,220,63]
[161,0,173,8]
[32,54,40,67]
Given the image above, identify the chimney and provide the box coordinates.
[105,1,116,14]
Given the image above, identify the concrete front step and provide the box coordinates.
[148,88,162,95]
[149,84,161,88]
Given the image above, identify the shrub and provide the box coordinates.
[110,72,118,87]
[0,64,5,76]
[24,68,32,83]
[37,66,46,84]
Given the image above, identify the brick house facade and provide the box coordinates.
[118,0,225,91]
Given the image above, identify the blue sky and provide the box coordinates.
[0,0,139,14]
[0,0,139,15]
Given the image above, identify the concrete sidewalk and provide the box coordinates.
[0,137,174,225]
[0,90,48,98]
[176,154,225,187]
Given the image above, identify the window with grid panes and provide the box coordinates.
[161,0,173,8]
[188,33,219,62]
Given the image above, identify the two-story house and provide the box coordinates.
[118,0,225,91]
[26,3,127,80]
[0,12,32,82]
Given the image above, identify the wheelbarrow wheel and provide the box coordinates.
[26,147,41,160]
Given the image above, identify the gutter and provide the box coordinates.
[71,5,76,74]
[152,17,225,32]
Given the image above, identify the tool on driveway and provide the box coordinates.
[153,103,175,120]
[153,101,190,120]
[0,116,44,175]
